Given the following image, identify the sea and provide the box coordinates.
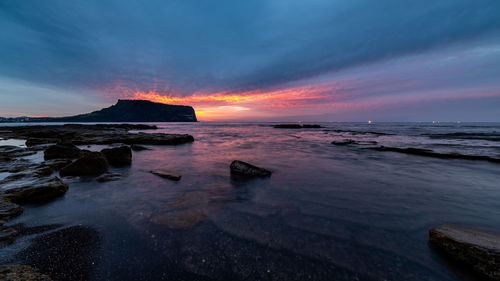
[1,122,499,281]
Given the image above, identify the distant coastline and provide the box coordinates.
[0,99,197,123]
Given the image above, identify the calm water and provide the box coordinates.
[1,122,500,281]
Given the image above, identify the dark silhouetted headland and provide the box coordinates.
[0,100,197,122]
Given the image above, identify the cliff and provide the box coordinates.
[1,100,197,122]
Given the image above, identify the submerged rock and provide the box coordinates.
[429,225,500,280]
[273,124,322,129]
[230,160,271,177]
[59,151,109,176]
[43,143,80,160]
[39,159,73,171]
[0,146,36,158]
[0,159,36,173]
[0,225,18,243]
[26,137,59,147]
[152,191,206,229]
[0,265,53,281]
[96,172,123,183]
[373,146,500,163]
[273,124,303,129]
[101,146,132,166]
[151,169,182,181]
[131,144,150,151]
[0,177,68,204]
[0,199,23,220]
[302,124,322,128]
[331,139,358,145]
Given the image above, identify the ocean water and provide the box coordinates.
[1,122,500,281]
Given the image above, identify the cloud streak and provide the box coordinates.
[0,0,499,120]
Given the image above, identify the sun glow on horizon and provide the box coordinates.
[126,82,343,120]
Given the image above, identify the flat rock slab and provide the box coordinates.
[273,124,321,129]
[0,265,53,281]
[429,225,500,280]
[0,177,68,204]
[96,173,123,183]
[0,124,194,147]
[0,199,23,220]
[151,169,182,181]
[0,225,18,243]
[230,160,272,177]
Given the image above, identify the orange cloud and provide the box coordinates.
[124,82,346,120]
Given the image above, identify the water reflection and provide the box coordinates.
[1,122,500,280]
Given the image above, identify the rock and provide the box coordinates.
[73,133,194,146]
[230,160,272,177]
[59,151,109,176]
[331,139,358,145]
[150,169,182,181]
[152,208,204,229]
[96,173,123,182]
[0,177,68,204]
[101,146,132,166]
[302,124,322,128]
[39,159,73,171]
[43,143,80,160]
[26,137,59,147]
[429,225,500,280]
[0,199,23,220]
[373,146,500,163]
[0,146,37,158]
[0,225,18,243]
[0,124,194,147]
[273,124,303,129]
[0,173,30,184]
[0,159,36,173]
[273,124,321,129]
[152,191,206,229]
[131,144,150,151]
[33,166,55,177]
[0,265,53,281]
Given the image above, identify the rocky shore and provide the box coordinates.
[0,124,195,280]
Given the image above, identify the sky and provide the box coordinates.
[1,0,499,121]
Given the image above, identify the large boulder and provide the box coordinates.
[0,177,68,204]
[60,151,109,177]
[230,160,272,177]
[429,225,500,280]
[101,146,132,166]
[0,199,23,220]
[44,143,80,160]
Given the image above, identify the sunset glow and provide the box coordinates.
[127,82,341,120]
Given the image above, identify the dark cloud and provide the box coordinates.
[1,0,500,95]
